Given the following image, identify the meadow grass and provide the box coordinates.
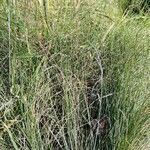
[0,0,150,149]
[118,0,150,14]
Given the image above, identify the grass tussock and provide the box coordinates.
[0,0,150,150]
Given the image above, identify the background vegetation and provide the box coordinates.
[0,0,150,149]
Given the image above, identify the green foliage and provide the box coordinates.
[0,0,150,149]
[119,0,150,14]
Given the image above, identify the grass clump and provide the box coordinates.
[0,0,150,150]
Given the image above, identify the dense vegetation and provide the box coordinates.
[119,0,150,14]
[0,0,150,149]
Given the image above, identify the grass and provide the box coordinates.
[119,0,150,14]
[0,0,150,149]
